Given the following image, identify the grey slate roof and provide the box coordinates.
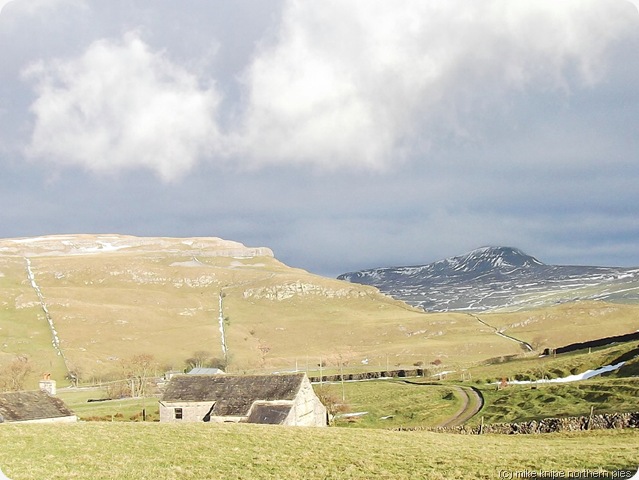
[246,403,293,424]
[161,373,305,417]
[0,390,75,423]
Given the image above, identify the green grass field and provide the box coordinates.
[477,378,639,424]
[317,379,463,429]
[50,339,638,430]
[319,341,639,428]
[56,388,160,422]
[481,301,639,352]
[462,340,639,384]
[0,423,637,480]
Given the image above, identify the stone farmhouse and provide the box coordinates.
[0,390,77,424]
[159,372,327,426]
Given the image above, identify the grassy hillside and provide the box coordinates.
[0,423,637,480]
[0,256,68,381]
[1,235,638,391]
[0,235,531,387]
[478,378,639,424]
[464,340,639,384]
[479,301,639,351]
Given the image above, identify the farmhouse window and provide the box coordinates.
[174,408,183,420]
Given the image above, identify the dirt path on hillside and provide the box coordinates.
[437,386,484,428]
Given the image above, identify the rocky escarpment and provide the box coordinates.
[243,280,371,301]
[0,234,273,258]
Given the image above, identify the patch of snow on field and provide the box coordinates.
[24,258,64,358]
[505,361,626,385]
[79,241,129,253]
[218,292,227,357]
[12,235,76,244]
[230,260,265,268]
[170,258,206,267]
[335,412,368,419]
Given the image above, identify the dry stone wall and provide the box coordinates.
[396,412,639,434]
[309,369,425,383]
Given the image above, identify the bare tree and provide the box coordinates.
[314,385,349,425]
[185,350,217,370]
[120,354,157,397]
[0,355,33,392]
[258,342,271,367]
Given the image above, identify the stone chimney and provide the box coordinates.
[39,373,57,395]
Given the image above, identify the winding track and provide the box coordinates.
[437,385,484,428]
[402,380,484,427]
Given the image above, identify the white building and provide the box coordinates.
[159,372,326,426]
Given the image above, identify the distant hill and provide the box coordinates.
[2,234,499,383]
[338,246,639,312]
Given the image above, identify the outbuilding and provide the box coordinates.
[159,372,326,426]
[0,390,77,424]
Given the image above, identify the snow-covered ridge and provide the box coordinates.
[338,246,639,312]
[0,234,274,258]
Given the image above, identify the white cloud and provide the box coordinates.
[23,31,223,181]
[235,0,637,170]
[18,0,639,179]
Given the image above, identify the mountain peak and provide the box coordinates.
[338,246,639,312]
[445,246,544,273]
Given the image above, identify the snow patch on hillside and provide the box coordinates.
[25,258,64,360]
[0,234,274,259]
[170,258,206,268]
[505,361,626,385]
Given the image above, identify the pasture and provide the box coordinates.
[0,423,637,479]
[52,339,639,429]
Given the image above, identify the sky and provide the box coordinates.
[1,0,639,277]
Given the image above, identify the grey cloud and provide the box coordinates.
[1,0,639,277]
[11,0,639,179]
